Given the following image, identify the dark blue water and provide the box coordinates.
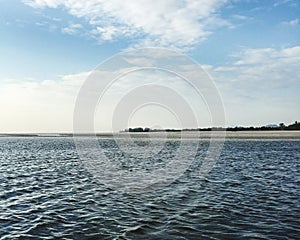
[0,137,299,239]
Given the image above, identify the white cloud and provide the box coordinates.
[0,72,88,133]
[214,46,300,87]
[231,14,249,20]
[0,63,214,132]
[207,46,300,125]
[23,0,229,48]
[62,23,83,34]
[2,45,299,132]
[273,0,298,7]
[22,0,62,8]
[282,18,299,26]
[233,48,279,65]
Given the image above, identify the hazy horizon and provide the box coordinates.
[1,1,299,133]
[1,122,299,135]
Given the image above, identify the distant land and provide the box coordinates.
[124,121,300,132]
[0,122,299,139]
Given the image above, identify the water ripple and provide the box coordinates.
[0,137,299,239]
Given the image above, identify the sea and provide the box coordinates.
[0,135,299,239]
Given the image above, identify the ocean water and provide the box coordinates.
[0,137,299,239]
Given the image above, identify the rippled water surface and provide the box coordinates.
[0,137,299,239]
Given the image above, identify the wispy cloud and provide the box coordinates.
[23,0,229,48]
[214,46,300,88]
[231,14,250,20]
[282,18,299,26]
[1,45,299,131]
[0,71,89,133]
[62,23,83,35]
[273,0,298,7]
[207,45,300,125]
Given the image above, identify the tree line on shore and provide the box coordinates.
[124,121,300,132]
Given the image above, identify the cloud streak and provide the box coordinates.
[23,0,228,48]
[209,46,300,125]
[62,23,83,35]
[282,18,299,26]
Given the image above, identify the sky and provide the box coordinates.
[0,0,299,133]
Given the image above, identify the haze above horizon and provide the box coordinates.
[0,0,299,133]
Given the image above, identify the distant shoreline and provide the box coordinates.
[1,130,300,139]
[124,121,300,132]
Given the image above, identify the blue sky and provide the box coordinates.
[0,0,299,132]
